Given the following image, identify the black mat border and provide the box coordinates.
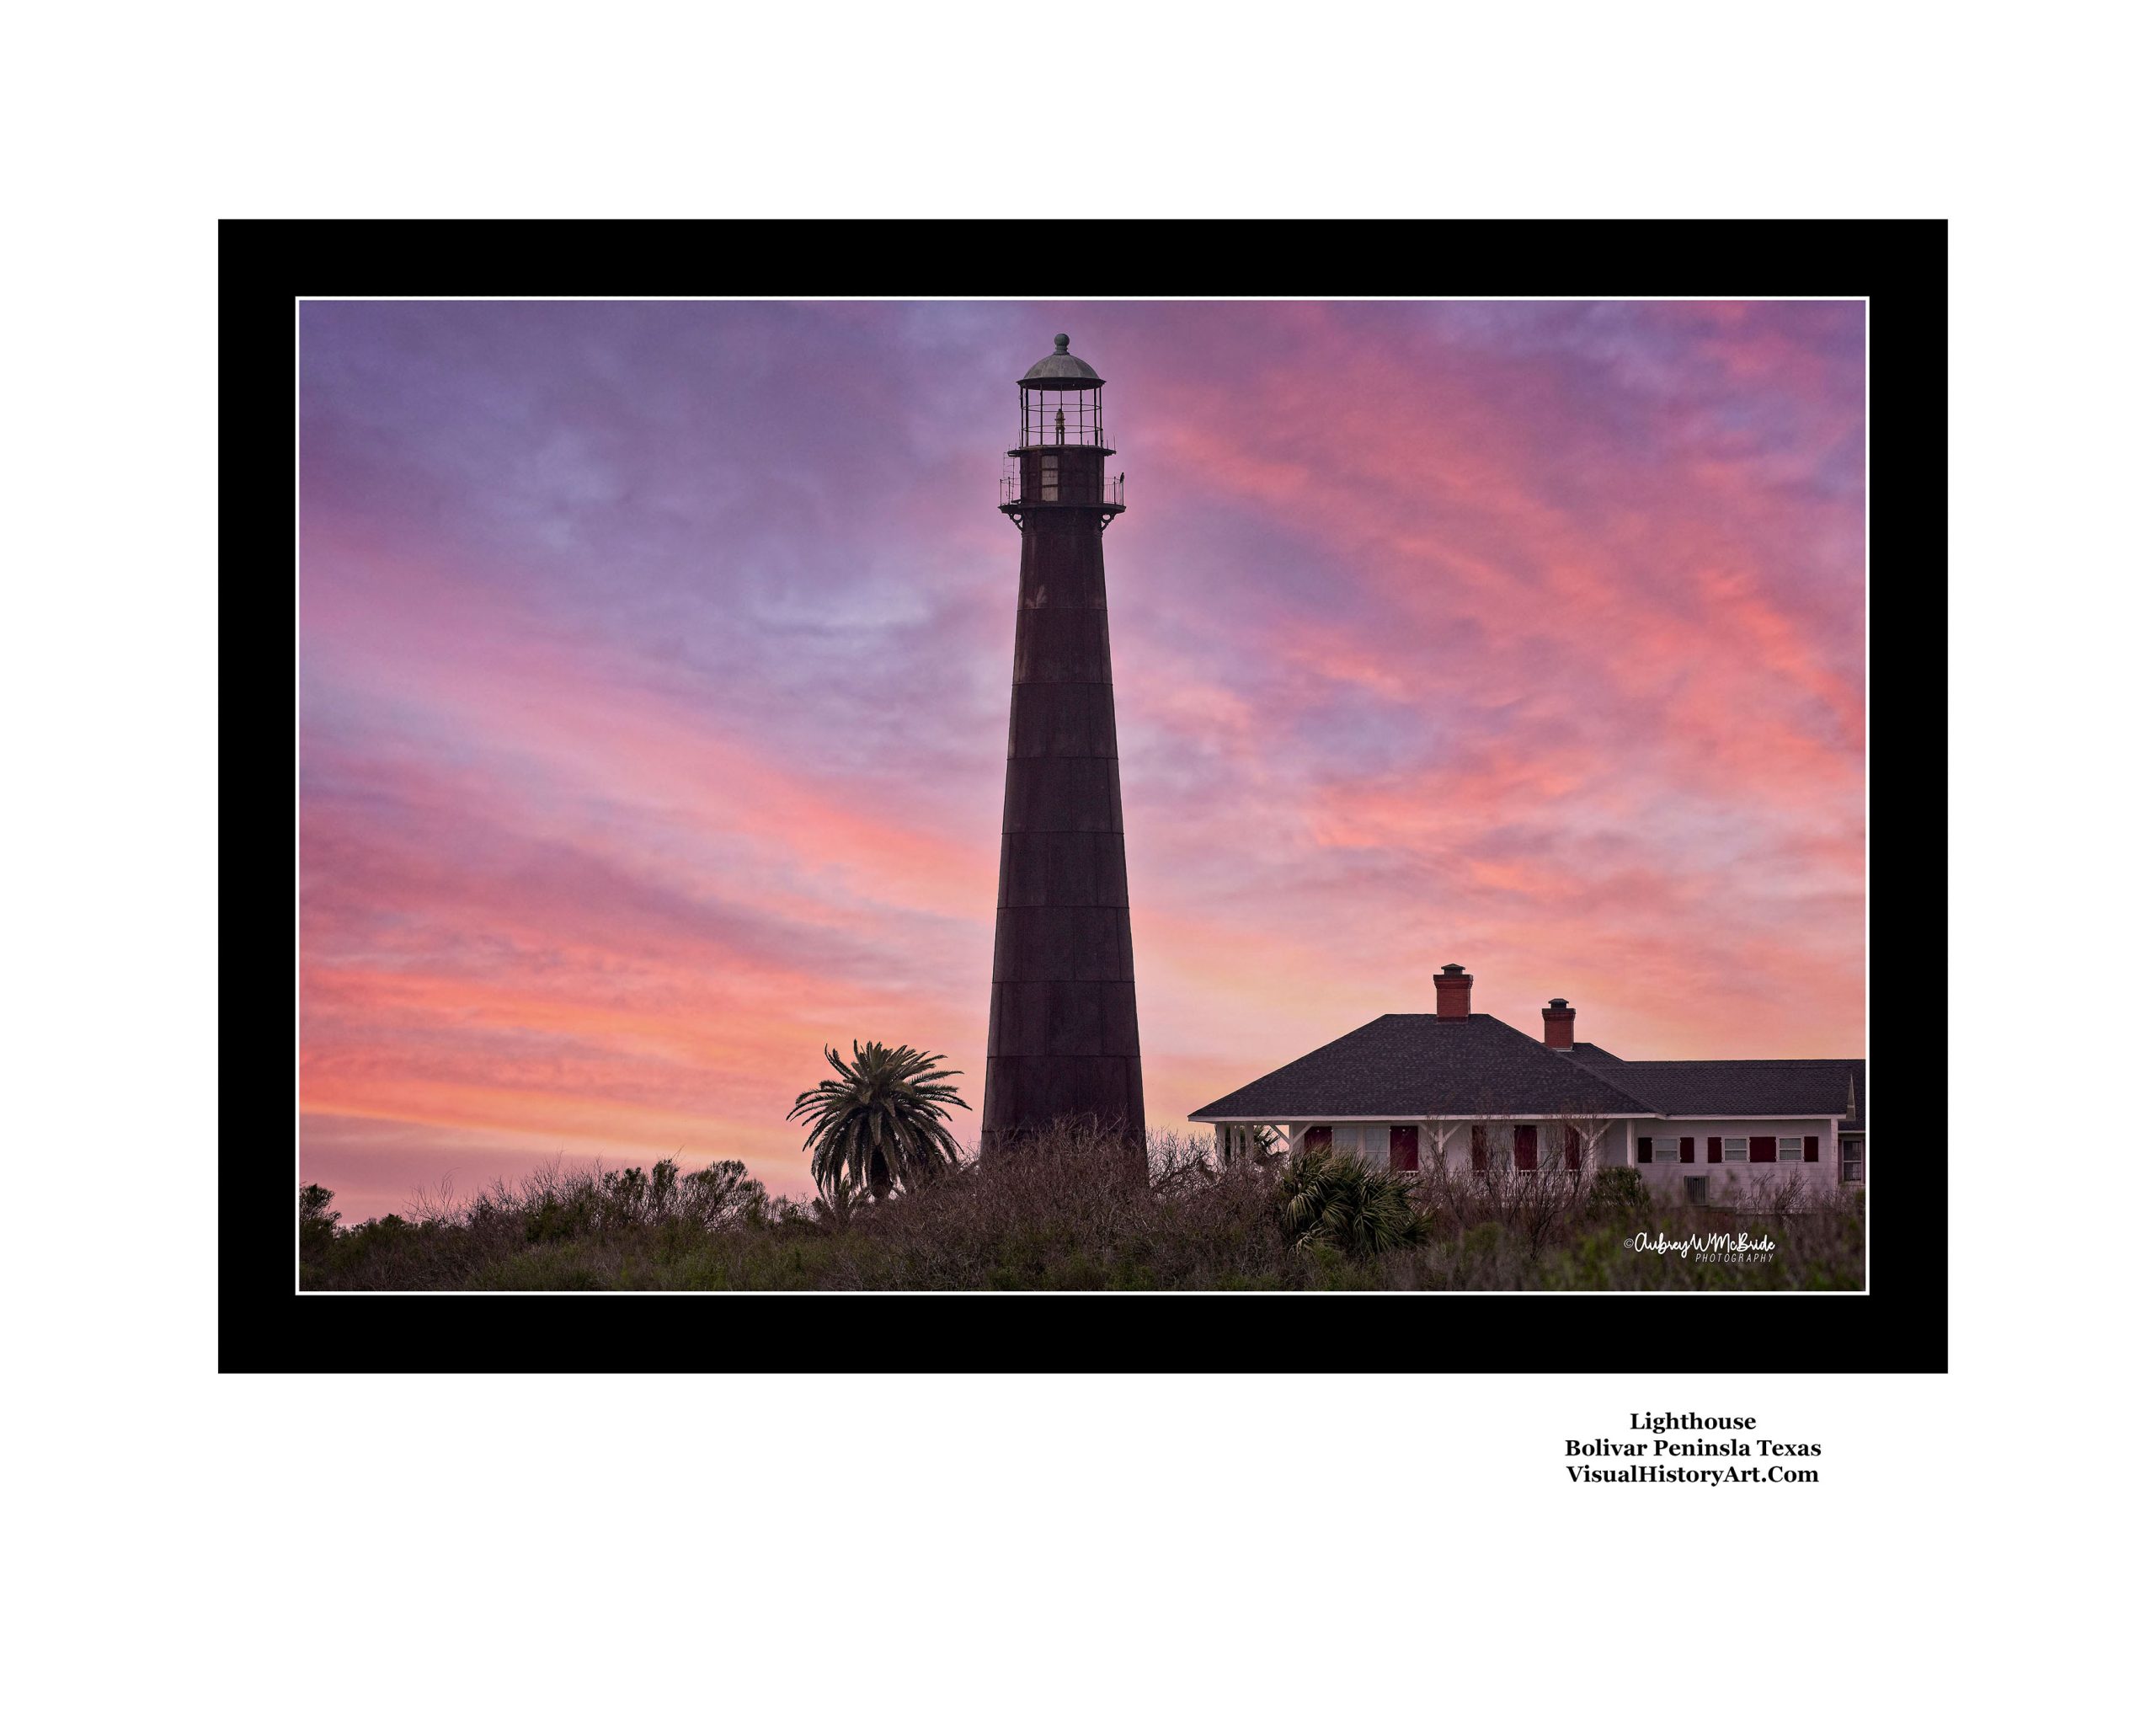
[227,218,1941,1372]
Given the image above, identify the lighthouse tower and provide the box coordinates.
[983,335,1144,1156]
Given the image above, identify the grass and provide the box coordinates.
[299,1123,1866,1292]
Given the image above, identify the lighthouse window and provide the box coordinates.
[1039,454,1059,500]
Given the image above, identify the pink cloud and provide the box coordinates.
[301,301,1864,1210]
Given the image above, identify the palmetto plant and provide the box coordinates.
[787,1041,970,1202]
[1274,1146,1428,1255]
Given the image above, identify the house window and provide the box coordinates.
[1390,1124,1419,1172]
[1841,1137,1864,1183]
[1514,1124,1539,1172]
[1777,1135,1804,1162]
[1470,1124,1489,1172]
[1637,1136,1656,1165]
[1039,453,1059,500]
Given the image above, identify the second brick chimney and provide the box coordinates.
[1434,964,1473,1019]
[1542,998,1577,1049]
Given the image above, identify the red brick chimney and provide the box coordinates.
[1434,964,1473,1020]
[1542,997,1576,1049]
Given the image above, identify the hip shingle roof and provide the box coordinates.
[1605,1060,1865,1124]
[1189,1017,1865,1125]
[1190,1015,1658,1119]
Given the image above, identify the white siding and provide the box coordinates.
[1291,1119,1625,1172]
[1252,1114,1852,1203]
[1629,1119,1843,1201]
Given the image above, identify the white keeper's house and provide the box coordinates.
[1189,964,1865,1200]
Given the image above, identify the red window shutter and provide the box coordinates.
[1706,1136,1722,1163]
[1636,1136,1652,1165]
[1390,1125,1419,1172]
[1305,1125,1331,1153]
[1804,1135,1819,1163]
[1514,1124,1539,1171]
[1750,1135,1774,1163]
[1565,1126,1582,1171]
[1679,1136,1695,1164]
[1470,1124,1488,1172]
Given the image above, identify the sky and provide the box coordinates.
[300,300,1865,1220]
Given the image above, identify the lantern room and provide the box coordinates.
[1000,334,1125,519]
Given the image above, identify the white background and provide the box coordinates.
[7,3,2147,1718]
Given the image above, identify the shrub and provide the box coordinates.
[295,1124,1862,1291]
[1586,1167,1649,1219]
[299,1184,339,1258]
[679,1159,769,1229]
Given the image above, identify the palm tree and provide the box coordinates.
[1274,1146,1428,1255]
[787,1041,969,1202]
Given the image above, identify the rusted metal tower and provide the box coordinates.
[983,335,1143,1155]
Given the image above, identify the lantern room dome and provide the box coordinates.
[1018,334,1102,388]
